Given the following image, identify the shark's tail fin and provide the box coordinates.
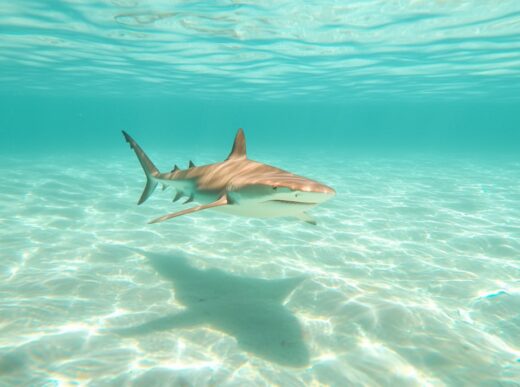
[122,130,160,205]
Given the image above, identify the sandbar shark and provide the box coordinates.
[122,128,335,224]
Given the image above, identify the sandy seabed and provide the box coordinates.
[1,152,519,386]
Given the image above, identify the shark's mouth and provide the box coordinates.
[267,199,317,205]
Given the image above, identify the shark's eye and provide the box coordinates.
[273,187,277,191]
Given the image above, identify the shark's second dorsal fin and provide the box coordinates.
[226,128,247,161]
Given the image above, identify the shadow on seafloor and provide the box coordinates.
[110,250,310,367]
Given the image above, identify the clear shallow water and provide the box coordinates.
[1,153,519,385]
[1,0,520,100]
[1,1,520,386]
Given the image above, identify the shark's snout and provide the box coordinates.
[310,183,336,196]
[273,180,335,204]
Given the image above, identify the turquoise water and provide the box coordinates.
[1,1,520,386]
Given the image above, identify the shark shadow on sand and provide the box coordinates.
[111,251,310,367]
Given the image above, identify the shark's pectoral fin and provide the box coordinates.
[295,212,317,225]
[149,195,229,224]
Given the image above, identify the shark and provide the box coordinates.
[122,128,335,224]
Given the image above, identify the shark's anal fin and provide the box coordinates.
[173,191,183,202]
[226,128,247,160]
[149,195,228,224]
[183,193,194,204]
[295,212,317,226]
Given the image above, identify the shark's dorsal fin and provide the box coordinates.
[226,128,247,161]
[149,195,228,224]
[171,164,179,172]
[188,160,195,168]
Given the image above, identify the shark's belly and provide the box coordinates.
[214,201,315,218]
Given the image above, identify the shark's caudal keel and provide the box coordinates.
[122,128,335,225]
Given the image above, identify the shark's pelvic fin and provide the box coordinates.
[295,212,317,225]
[122,131,160,205]
[226,128,247,161]
[149,195,228,224]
